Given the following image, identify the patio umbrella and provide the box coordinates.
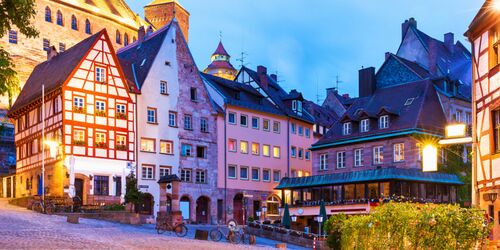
[320,201,328,223]
[282,203,291,229]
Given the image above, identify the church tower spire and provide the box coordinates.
[204,40,237,80]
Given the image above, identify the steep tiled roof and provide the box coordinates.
[392,54,430,78]
[213,41,230,56]
[206,60,235,71]
[9,30,105,116]
[117,23,173,90]
[303,100,338,128]
[314,79,447,147]
[201,73,284,116]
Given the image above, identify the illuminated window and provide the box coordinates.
[73,130,85,145]
[141,165,154,180]
[252,142,260,155]
[71,15,77,30]
[262,144,270,157]
[379,115,389,129]
[373,146,384,164]
[45,7,52,22]
[56,10,63,26]
[8,30,17,44]
[95,67,106,83]
[116,135,127,150]
[140,138,155,152]
[160,140,173,154]
[95,101,106,116]
[228,139,236,152]
[95,132,107,148]
[263,119,270,131]
[116,104,126,119]
[267,196,280,215]
[336,151,346,169]
[240,141,248,154]
[273,146,280,158]
[393,143,405,162]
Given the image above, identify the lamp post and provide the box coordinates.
[291,214,297,222]
[262,206,267,221]
[278,207,283,222]
[315,215,324,236]
[256,210,261,222]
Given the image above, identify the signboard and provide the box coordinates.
[139,185,149,189]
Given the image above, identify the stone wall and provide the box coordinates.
[144,2,189,42]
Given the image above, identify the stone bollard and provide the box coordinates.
[195,230,209,241]
[67,215,79,224]
[275,243,286,249]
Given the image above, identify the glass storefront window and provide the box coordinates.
[380,182,390,198]
[368,183,378,199]
[344,184,355,200]
[355,184,365,199]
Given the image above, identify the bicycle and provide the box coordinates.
[155,216,188,237]
[32,198,56,215]
[238,226,256,245]
[209,222,241,244]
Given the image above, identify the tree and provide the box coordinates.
[0,0,39,107]
[124,173,144,213]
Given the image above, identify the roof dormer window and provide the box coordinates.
[360,119,370,133]
[292,100,303,115]
[379,115,389,129]
[343,122,352,135]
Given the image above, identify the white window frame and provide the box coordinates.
[240,166,249,180]
[95,67,106,83]
[252,117,259,129]
[319,153,328,170]
[160,81,168,95]
[354,148,364,167]
[147,108,157,124]
[373,146,384,164]
[141,165,154,180]
[336,151,346,169]
[240,141,248,154]
[140,138,155,152]
[240,114,248,127]
[360,119,370,133]
[393,143,405,162]
[343,122,352,135]
[228,112,236,124]
[379,115,389,129]
[228,165,237,179]
[273,146,280,158]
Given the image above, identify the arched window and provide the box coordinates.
[266,195,280,216]
[116,30,121,44]
[85,19,91,34]
[56,10,63,26]
[45,7,52,22]
[71,15,77,30]
[124,33,129,46]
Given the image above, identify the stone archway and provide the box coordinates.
[196,196,210,224]
[180,196,191,220]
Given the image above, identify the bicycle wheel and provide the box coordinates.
[156,222,167,234]
[174,224,188,237]
[229,231,241,244]
[32,203,42,213]
[241,233,251,244]
[209,229,222,242]
[45,204,56,215]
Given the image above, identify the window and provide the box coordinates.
[116,104,126,119]
[8,30,17,44]
[228,139,236,152]
[140,138,155,152]
[59,43,65,53]
[228,165,237,179]
[95,132,107,148]
[190,88,198,101]
[160,140,173,154]
[273,146,280,158]
[184,115,192,130]
[263,169,270,182]
[454,110,462,122]
[291,123,296,134]
[73,97,84,113]
[337,151,346,169]
[197,146,207,158]
[267,196,280,216]
[298,126,303,136]
[71,15,77,30]
[404,98,414,106]
[373,146,384,164]
[240,114,248,127]
[168,111,177,127]
[73,129,85,145]
[95,101,106,116]
[416,143,423,161]
[262,144,270,157]
[181,144,193,157]
[394,143,405,162]
[305,151,310,160]
[379,115,389,129]
[159,166,171,177]
[200,118,208,132]
[195,170,206,184]
[180,169,192,182]
[228,112,236,124]
[298,148,303,159]
[491,26,500,68]
[45,7,52,22]
[124,33,129,46]
[252,117,259,129]
[141,165,154,180]
[273,170,281,182]
[292,100,303,115]
[85,19,91,34]
[95,67,106,83]
[493,110,500,153]
[56,10,63,26]
[147,108,157,124]
[252,168,260,181]
[160,81,168,94]
[116,135,127,150]
[273,121,280,133]
[343,122,352,135]
[354,149,364,167]
[305,128,310,138]
[319,153,328,170]
[43,38,50,51]
[94,176,109,195]
[360,119,370,132]
[240,141,248,154]
[263,119,270,131]
[116,30,121,44]
[465,112,472,125]
[291,146,297,158]
[251,142,260,155]
[240,166,249,180]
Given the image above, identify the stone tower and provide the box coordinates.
[144,0,190,42]
[204,41,237,80]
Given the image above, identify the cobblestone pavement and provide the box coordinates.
[0,199,287,250]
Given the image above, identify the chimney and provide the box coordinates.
[385,52,391,61]
[342,94,350,99]
[47,45,58,61]
[138,26,146,41]
[401,17,417,40]
[358,67,376,97]
[270,74,277,82]
[257,66,269,89]
[428,40,438,75]
[444,32,454,53]
[326,87,337,97]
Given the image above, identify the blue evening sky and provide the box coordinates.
[129,1,482,103]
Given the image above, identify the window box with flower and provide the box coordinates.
[73,106,85,114]
[115,112,127,120]
[95,142,108,148]
[73,140,86,146]
[116,144,127,151]
[95,110,106,117]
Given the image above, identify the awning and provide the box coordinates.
[275,167,464,189]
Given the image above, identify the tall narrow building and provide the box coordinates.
[144,0,190,42]
[204,41,237,80]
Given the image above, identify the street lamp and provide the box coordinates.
[494,0,500,11]
[256,210,261,222]
[291,214,297,222]
[315,215,324,237]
